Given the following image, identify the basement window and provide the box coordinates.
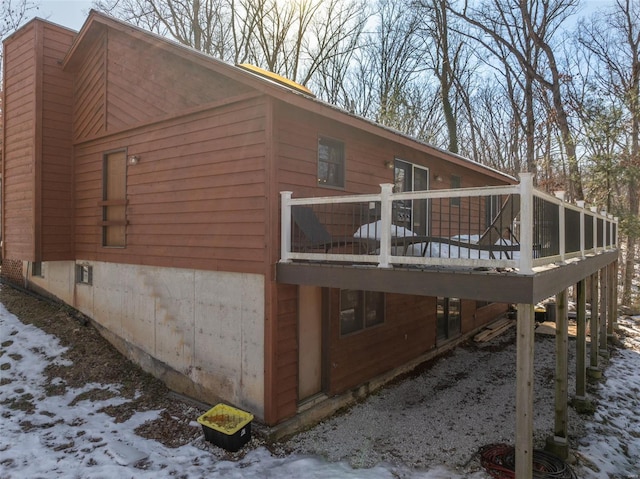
[340,290,384,335]
[437,297,461,341]
[31,262,43,277]
[75,264,93,285]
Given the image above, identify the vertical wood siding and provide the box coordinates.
[3,25,38,260]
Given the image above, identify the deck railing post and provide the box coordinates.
[590,207,598,254]
[280,191,293,263]
[600,210,607,251]
[378,183,393,269]
[577,200,585,259]
[614,217,619,247]
[608,214,614,249]
[554,191,566,262]
[518,173,534,275]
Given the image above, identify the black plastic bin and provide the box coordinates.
[197,404,254,452]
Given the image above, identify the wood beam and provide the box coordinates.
[587,272,602,379]
[546,290,569,459]
[575,280,587,400]
[276,250,619,305]
[599,267,609,358]
[516,303,535,479]
[607,261,617,336]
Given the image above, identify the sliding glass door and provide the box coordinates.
[394,159,429,235]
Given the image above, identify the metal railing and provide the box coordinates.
[280,173,618,275]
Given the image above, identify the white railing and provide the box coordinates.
[280,173,619,275]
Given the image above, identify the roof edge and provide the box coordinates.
[60,10,516,184]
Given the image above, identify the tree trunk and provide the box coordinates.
[442,80,458,154]
[622,177,638,304]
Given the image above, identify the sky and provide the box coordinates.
[36,0,94,30]
[1,295,639,477]
[33,0,608,34]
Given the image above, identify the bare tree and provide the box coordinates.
[577,0,640,305]
[355,0,427,131]
[450,0,582,199]
[93,0,366,89]
[416,0,474,154]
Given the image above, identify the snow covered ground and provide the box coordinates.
[1,300,638,478]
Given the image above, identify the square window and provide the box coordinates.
[340,289,384,335]
[318,137,345,188]
[75,264,93,285]
[31,262,43,277]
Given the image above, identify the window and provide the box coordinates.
[437,297,461,341]
[450,175,461,206]
[31,262,43,277]
[75,264,93,285]
[318,137,345,188]
[394,159,430,235]
[340,290,384,335]
[101,150,127,247]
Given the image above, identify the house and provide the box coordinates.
[1,12,619,474]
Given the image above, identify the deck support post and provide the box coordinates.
[599,266,609,359]
[607,261,617,337]
[518,173,534,275]
[587,271,602,379]
[546,289,569,459]
[613,258,619,330]
[574,279,590,410]
[516,303,535,479]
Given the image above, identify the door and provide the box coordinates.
[394,159,429,234]
[437,297,461,342]
[298,286,323,401]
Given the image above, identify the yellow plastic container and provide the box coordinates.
[197,404,254,451]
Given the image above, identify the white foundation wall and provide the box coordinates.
[23,261,75,305]
[25,260,265,418]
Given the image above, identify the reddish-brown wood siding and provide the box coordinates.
[2,21,75,261]
[40,23,75,259]
[471,302,510,331]
[74,97,268,273]
[71,26,254,142]
[328,291,437,395]
[275,102,508,201]
[271,283,298,423]
[268,101,515,422]
[3,24,38,260]
[73,28,107,140]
